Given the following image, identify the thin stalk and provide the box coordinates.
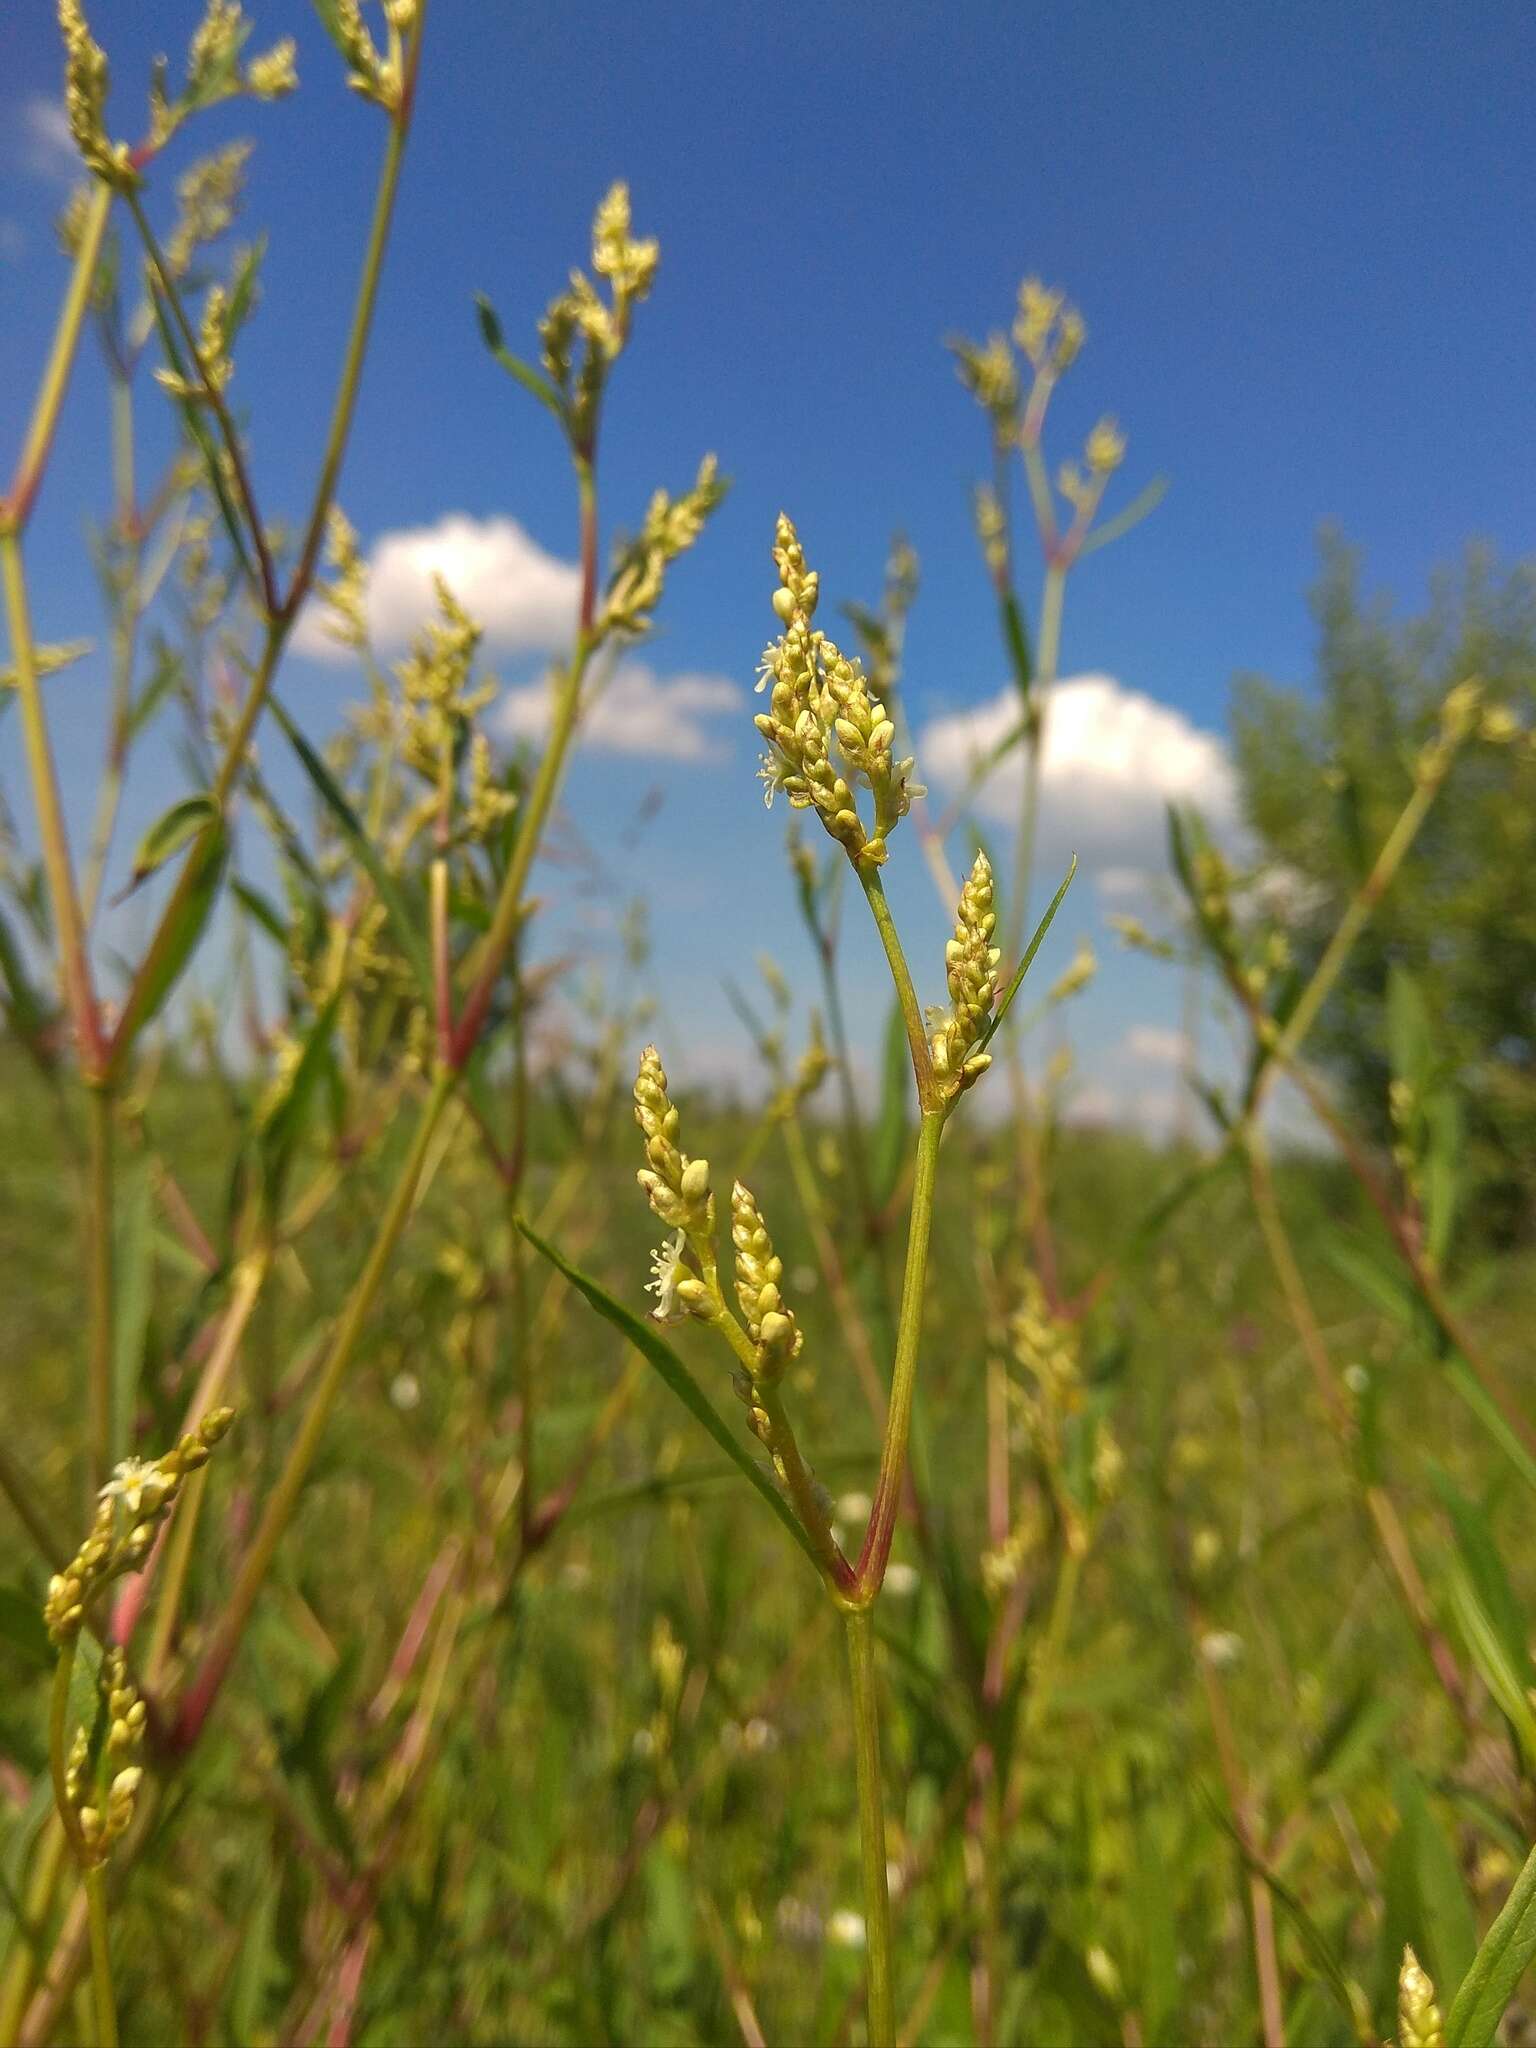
[0,1818,67,2047]
[4,184,112,529]
[48,1648,88,1871]
[0,532,103,1074]
[82,1871,114,2048]
[858,872,937,1111]
[1006,558,1064,958]
[857,1111,944,1595]
[845,1606,895,2048]
[175,1065,455,1743]
[455,451,597,1064]
[86,1087,115,1496]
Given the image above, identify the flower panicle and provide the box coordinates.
[730,1180,801,1382]
[931,850,1001,1099]
[44,1408,237,1643]
[754,514,923,870]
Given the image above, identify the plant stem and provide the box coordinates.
[1007,558,1064,955]
[0,1817,67,2047]
[844,1606,895,2048]
[858,872,937,1112]
[82,1870,115,2048]
[857,1111,944,1596]
[4,184,112,529]
[0,532,103,1075]
[86,1086,115,1496]
[175,1064,455,1743]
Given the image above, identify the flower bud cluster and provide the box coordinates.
[44,1409,237,1643]
[931,852,1001,1099]
[634,1046,715,1252]
[600,456,726,639]
[1014,277,1085,373]
[1398,1947,1444,2048]
[325,0,416,113]
[396,577,495,787]
[63,1650,147,1868]
[59,0,134,186]
[540,183,659,452]
[755,516,923,871]
[730,1181,802,1382]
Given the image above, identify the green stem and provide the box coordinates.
[844,1606,895,2048]
[0,532,103,1075]
[858,871,937,1111]
[857,1112,944,1596]
[48,1647,88,1871]
[83,1870,114,2048]
[175,1065,455,1743]
[4,183,112,529]
[286,21,424,617]
[0,1817,67,2047]
[86,1086,115,1497]
[1007,558,1064,959]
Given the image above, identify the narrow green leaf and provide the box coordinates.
[231,879,288,949]
[1079,474,1170,556]
[474,293,565,420]
[1396,1770,1478,2002]
[111,1151,155,1468]
[1427,1463,1532,1694]
[269,694,434,1005]
[999,588,1032,699]
[117,793,219,901]
[977,854,1077,1051]
[0,899,52,1051]
[258,986,344,1209]
[106,820,227,1078]
[1446,1355,1536,1500]
[869,995,911,1209]
[515,1215,821,1572]
[1445,1838,1536,2048]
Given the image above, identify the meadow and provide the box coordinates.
[3,7,1536,2046]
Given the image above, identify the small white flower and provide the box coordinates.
[742,1716,779,1755]
[884,1562,920,1598]
[100,1459,162,1517]
[1200,1629,1244,1669]
[757,752,790,808]
[646,1231,692,1324]
[389,1371,421,1412]
[827,1908,867,1950]
[836,1491,872,1526]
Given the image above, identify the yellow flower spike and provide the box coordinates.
[731,1181,802,1381]
[1397,1946,1444,2048]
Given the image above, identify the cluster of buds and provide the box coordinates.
[145,0,298,153]
[164,142,253,278]
[61,1650,147,1868]
[396,578,495,790]
[1414,674,1516,790]
[540,182,659,453]
[600,455,726,639]
[1047,938,1097,1006]
[931,851,1001,1099]
[1014,277,1086,375]
[730,1182,802,1382]
[324,0,417,114]
[1059,417,1128,514]
[636,1047,717,1328]
[315,506,371,654]
[950,332,1021,443]
[154,281,236,401]
[44,1409,236,1642]
[755,516,923,871]
[1397,1947,1444,2048]
[59,0,133,185]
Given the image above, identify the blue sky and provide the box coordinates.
[3,2,1534,1118]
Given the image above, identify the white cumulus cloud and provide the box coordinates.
[919,673,1238,884]
[21,98,77,182]
[499,660,742,762]
[292,512,581,662]
[1124,1024,1186,1065]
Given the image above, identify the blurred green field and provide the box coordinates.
[6,1041,1534,2046]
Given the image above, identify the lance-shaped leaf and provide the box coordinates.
[976,854,1077,1052]
[1446,1838,1536,2048]
[106,817,228,1078]
[474,293,564,421]
[516,1216,821,1573]
[117,793,220,901]
[268,693,434,1007]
